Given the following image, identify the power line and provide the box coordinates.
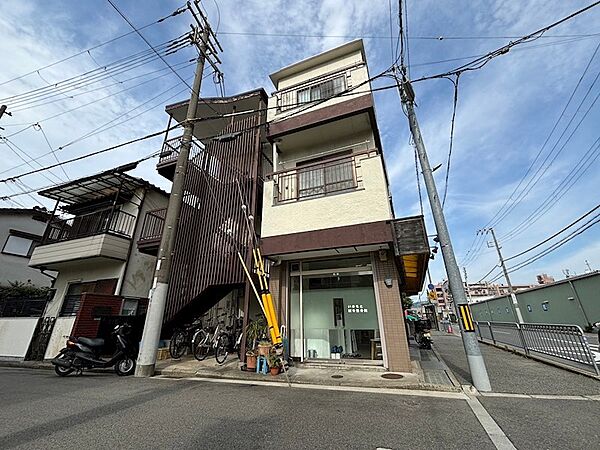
[483,41,600,232]
[505,203,600,261]
[34,123,70,180]
[500,135,600,242]
[441,74,460,209]
[0,125,180,185]
[411,2,600,83]
[3,59,196,134]
[214,30,600,41]
[0,3,188,88]
[1,33,191,106]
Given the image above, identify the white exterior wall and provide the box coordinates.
[267,49,371,122]
[262,154,392,237]
[44,317,76,359]
[0,318,39,358]
[120,188,168,299]
[0,212,52,287]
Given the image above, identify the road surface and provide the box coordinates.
[1,367,599,449]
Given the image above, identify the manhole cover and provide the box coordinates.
[381,373,404,380]
[331,374,343,379]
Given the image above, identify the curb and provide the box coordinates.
[154,367,462,392]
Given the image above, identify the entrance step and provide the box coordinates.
[299,360,386,372]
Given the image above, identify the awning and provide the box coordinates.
[38,164,166,207]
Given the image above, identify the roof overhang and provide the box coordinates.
[165,88,268,144]
[269,39,365,86]
[38,164,166,210]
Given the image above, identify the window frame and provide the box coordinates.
[1,230,41,258]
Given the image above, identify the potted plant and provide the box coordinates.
[245,317,267,351]
[268,352,280,376]
[257,339,272,357]
[246,350,258,371]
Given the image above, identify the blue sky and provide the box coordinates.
[0,0,598,288]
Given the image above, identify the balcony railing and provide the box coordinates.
[272,155,358,203]
[43,208,136,244]
[138,208,166,245]
[158,135,203,166]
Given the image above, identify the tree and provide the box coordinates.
[0,281,50,300]
[401,292,413,310]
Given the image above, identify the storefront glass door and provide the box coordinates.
[288,256,381,361]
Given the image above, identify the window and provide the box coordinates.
[2,232,40,257]
[542,301,549,311]
[296,75,346,104]
[60,279,118,316]
[527,305,532,312]
[296,153,355,199]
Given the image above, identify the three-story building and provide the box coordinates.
[260,40,429,372]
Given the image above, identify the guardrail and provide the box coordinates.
[475,321,599,376]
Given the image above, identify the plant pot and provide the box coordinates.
[246,354,257,371]
[257,344,271,357]
[270,367,279,376]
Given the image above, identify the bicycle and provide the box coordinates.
[193,315,232,364]
[168,318,203,359]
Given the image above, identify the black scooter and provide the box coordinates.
[414,319,432,349]
[51,323,137,377]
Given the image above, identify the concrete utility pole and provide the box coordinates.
[485,227,524,324]
[399,78,491,392]
[463,266,472,303]
[136,26,210,378]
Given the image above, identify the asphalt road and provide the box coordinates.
[1,367,599,449]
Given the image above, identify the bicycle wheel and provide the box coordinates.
[169,330,187,359]
[215,334,229,365]
[193,330,210,361]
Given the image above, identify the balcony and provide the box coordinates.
[137,208,166,256]
[29,208,135,269]
[156,136,203,181]
[271,154,359,203]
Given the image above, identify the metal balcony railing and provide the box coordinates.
[138,208,166,244]
[43,208,136,244]
[158,136,203,166]
[271,154,358,203]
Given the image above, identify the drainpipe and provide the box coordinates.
[567,279,591,329]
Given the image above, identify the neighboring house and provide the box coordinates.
[0,207,53,287]
[259,40,429,372]
[26,166,169,359]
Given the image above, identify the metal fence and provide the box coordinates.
[0,297,49,317]
[475,321,599,376]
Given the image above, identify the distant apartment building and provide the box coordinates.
[431,280,536,317]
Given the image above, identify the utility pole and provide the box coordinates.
[463,266,472,303]
[399,77,491,392]
[135,24,211,378]
[485,227,524,324]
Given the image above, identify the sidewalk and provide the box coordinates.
[155,343,461,392]
[432,331,600,395]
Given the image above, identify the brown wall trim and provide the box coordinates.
[267,94,374,139]
[261,220,393,256]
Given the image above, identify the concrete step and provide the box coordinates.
[299,360,386,372]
